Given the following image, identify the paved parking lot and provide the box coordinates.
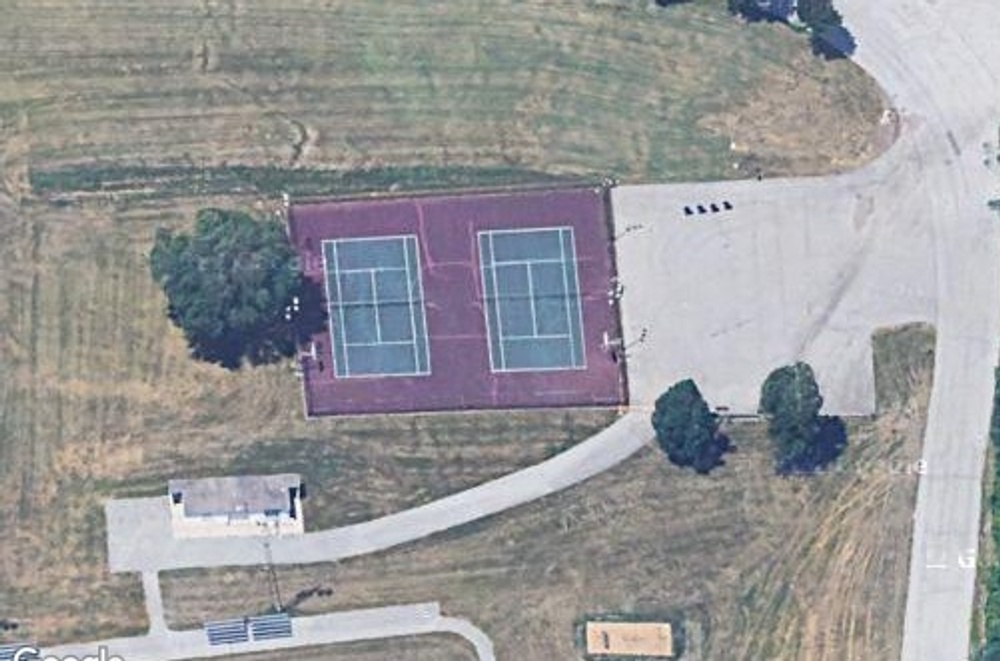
[612,169,937,415]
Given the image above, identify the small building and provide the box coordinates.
[585,621,674,658]
[168,474,305,539]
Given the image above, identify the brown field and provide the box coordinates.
[0,0,885,195]
[160,324,933,661]
[0,0,888,650]
[0,182,613,643]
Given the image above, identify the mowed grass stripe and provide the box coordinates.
[1,0,883,183]
[0,0,886,648]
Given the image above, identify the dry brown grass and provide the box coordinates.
[0,0,889,649]
[159,325,933,661]
[0,193,613,645]
[0,1,884,188]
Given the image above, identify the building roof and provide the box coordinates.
[585,621,674,657]
[168,474,301,517]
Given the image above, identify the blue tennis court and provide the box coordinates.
[478,227,586,372]
[322,235,430,378]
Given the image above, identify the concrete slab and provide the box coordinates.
[611,170,936,415]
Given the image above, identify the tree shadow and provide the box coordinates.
[692,431,733,475]
[814,415,848,466]
[292,277,329,346]
[188,276,328,370]
[811,25,857,60]
[778,415,848,475]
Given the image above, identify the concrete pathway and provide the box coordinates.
[106,414,652,573]
[38,603,494,661]
[141,572,167,635]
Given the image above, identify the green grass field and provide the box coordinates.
[0,0,887,649]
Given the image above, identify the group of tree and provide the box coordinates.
[651,380,730,473]
[150,208,323,369]
[652,361,845,475]
[727,0,856,58]
[759,362,846,473]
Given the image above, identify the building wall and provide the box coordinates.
[168,494,304,539]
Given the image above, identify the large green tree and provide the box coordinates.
[796,0,843,28]
[759,362,846,472]
[651,379,728,473]
[150,208,304,369]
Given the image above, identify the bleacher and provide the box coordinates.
[204,612,293,646]
[204,618,250,646]
[0,644,39,661]
[249,612,293,641]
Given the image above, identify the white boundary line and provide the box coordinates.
[328,233,416,245]
[338,265,408,275]
[401,236,423,371]
[489,257,565,267]
[343,340,415,347]
[503,334,571,342]
[557,228,575,353]
[525,262,539,335]
[488,232,509,370]
[369,271,383,343]
[477,232,499,374]
[407,236,433,374]
[330,240,352,375]
[319,240,349,377]
[560,227,588,369]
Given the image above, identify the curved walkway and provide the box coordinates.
[106,413,651,573]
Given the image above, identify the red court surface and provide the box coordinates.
[287,186,628,416]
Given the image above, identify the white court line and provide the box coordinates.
[318,243,340,375]
[557,228,575,359]
[327,240,351,376]
[526,262,539,336]
[344,340,416,348]
[337,265,407,275]
[489,257,565,267]
[401,236,421,368]
[369,271,383,343]
[560,227,587,369]
[488,232,509,370]
[476,233,499,374]
[410,237,432,375]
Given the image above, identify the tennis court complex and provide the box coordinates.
[322,235,430,378]
[288,187,627,416]
[479,227,585,371]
